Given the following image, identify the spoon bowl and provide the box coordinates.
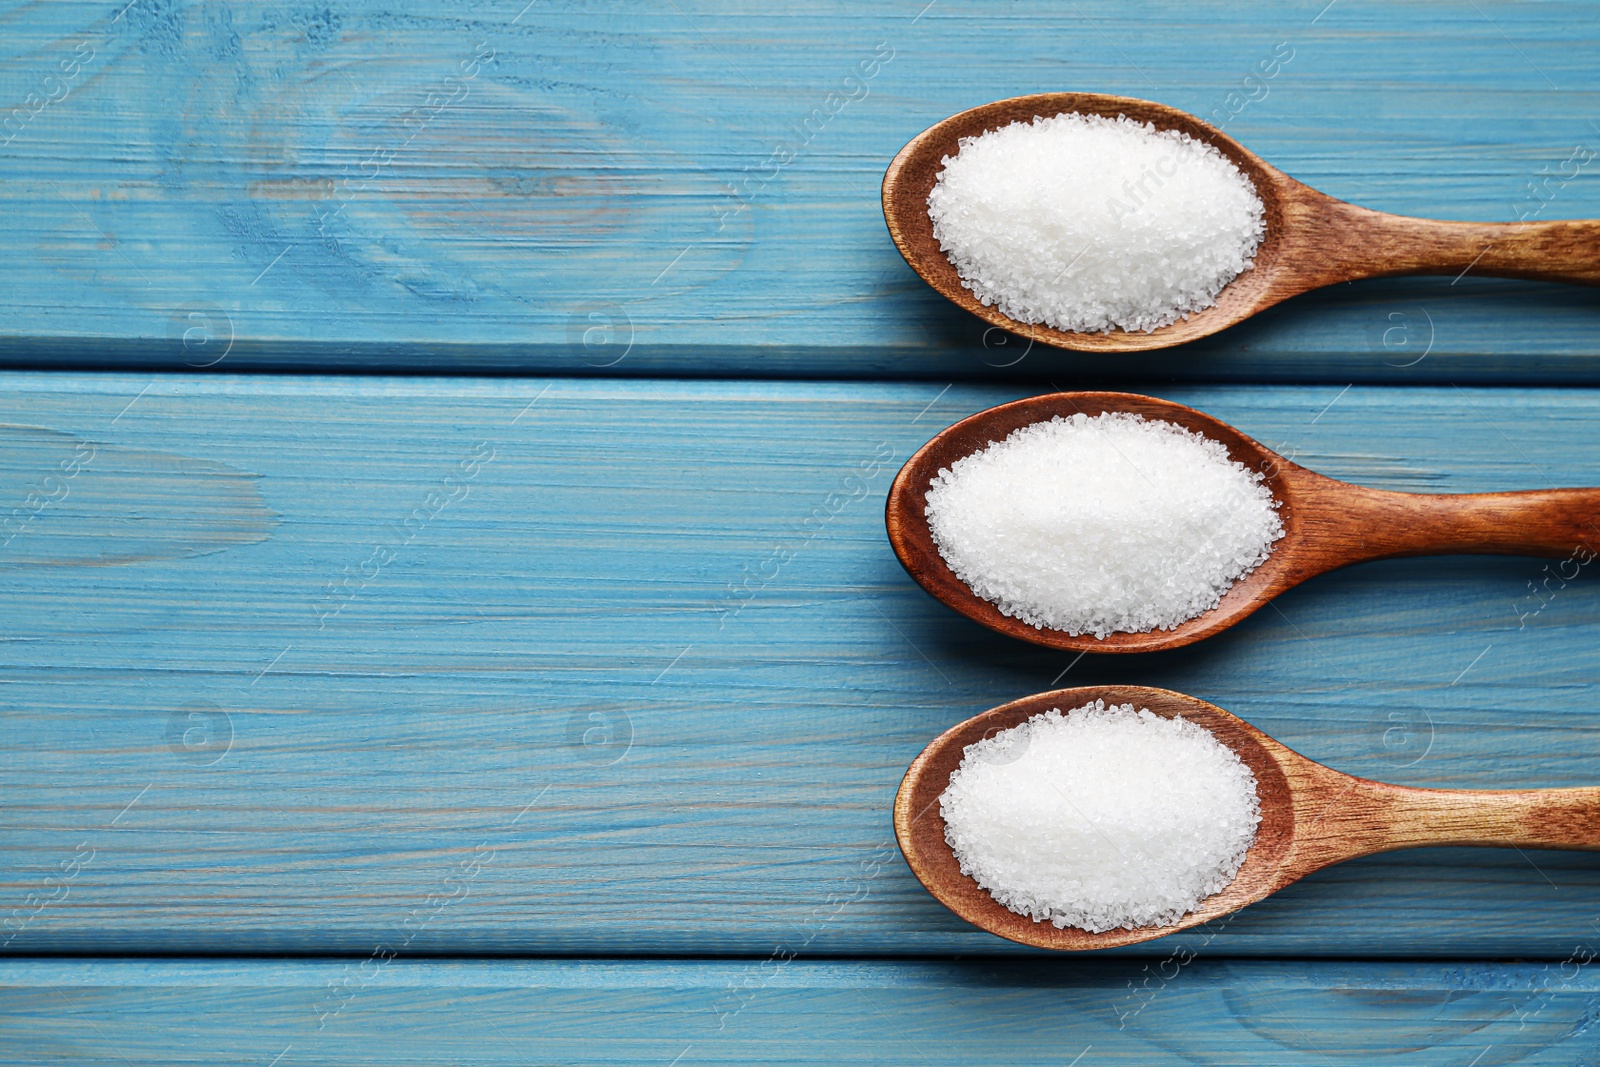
[885,391,1600,653]
[882,93,1600,352]
[895,685,1600,950]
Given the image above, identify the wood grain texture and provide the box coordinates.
[886,391,1600,652]
[896,686,1600,951]
[5,958,1600,1065]
[0,1,1598,380]
[3,373,1600,958]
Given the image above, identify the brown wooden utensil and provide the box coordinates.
[886,391,1600,653]
[882,92,1600,352]
[896,685,1600,951]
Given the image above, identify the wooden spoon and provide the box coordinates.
[896,685,1600,950]
[882,93,1600,352]
[886,390,1600,653]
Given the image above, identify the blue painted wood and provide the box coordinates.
[3,373,1600,958]
[4,958,1599,1064]
[7,3,1600,1054]
[0,1,1598,380]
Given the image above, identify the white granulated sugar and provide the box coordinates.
[924,412,1283,638]
[926,112,1266,333]
[941,701,1261,933]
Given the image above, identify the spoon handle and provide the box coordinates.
[1329,202,1600,285]
[1329,484,1600,562]
[1351,781,1600,854]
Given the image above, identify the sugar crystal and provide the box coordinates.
[927,112,1266,334]
[940,700,1261,932]
[924,412,1283,638]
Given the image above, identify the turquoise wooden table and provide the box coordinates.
[3,1,1600,1063]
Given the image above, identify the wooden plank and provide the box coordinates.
[5,958,1600,1065]
[1,1,1599,380]
[3,373,1600,958]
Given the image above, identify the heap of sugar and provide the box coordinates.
[940,700,1261,932]
[926,112,1266,334]
[924,412,1283,638]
